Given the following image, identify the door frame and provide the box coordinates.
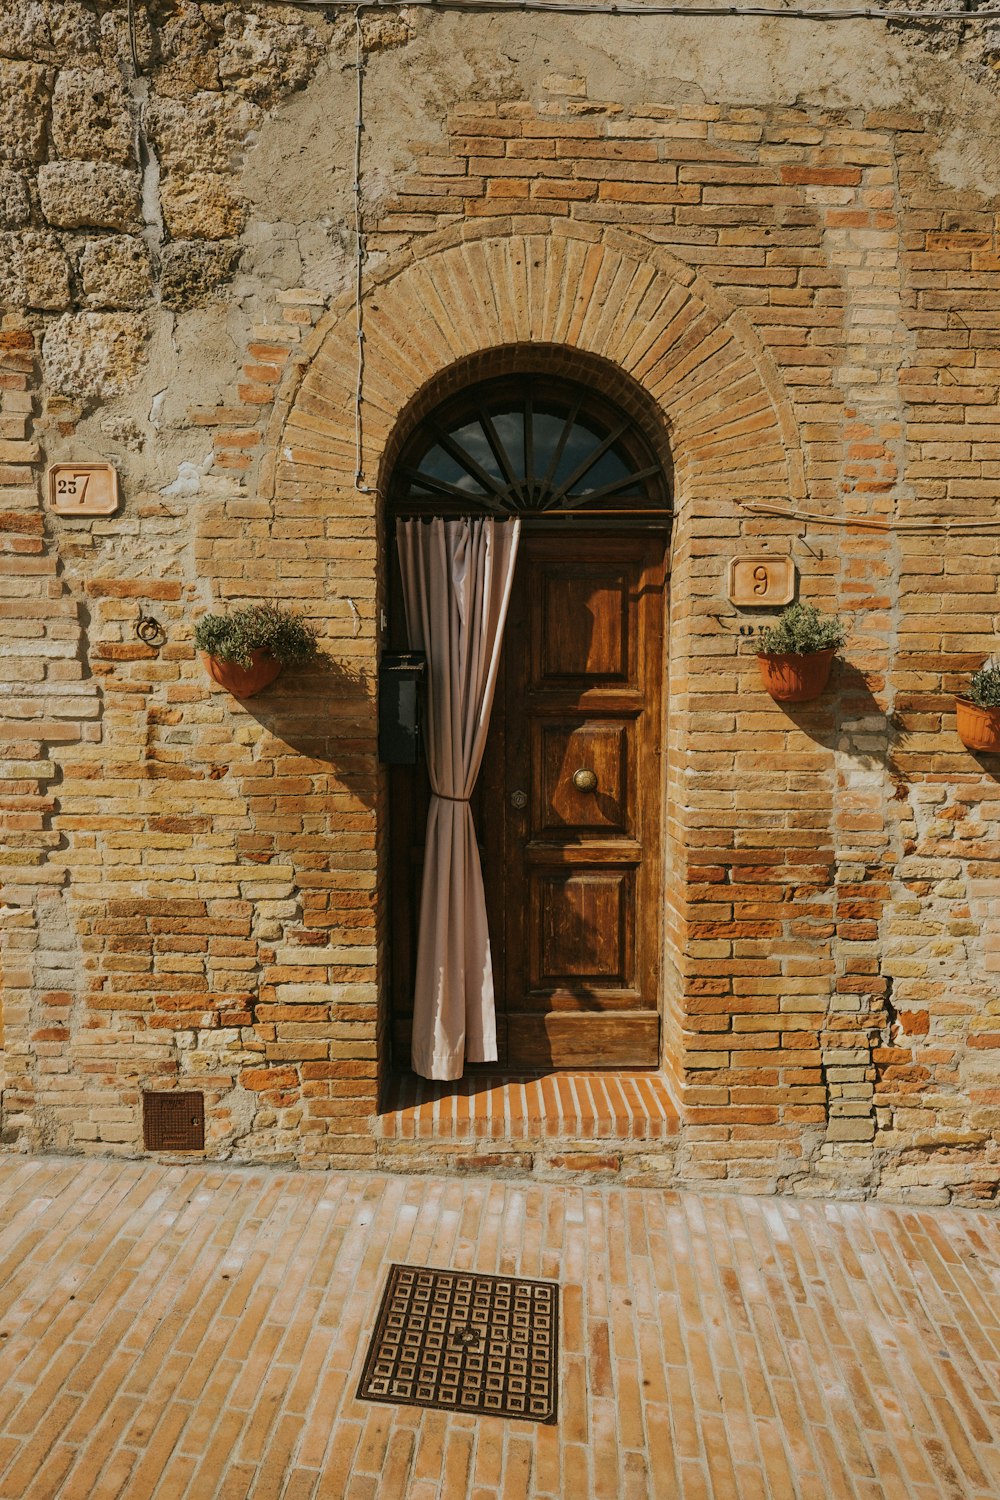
[379,348,674,1078]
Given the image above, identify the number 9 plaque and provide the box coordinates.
[727,555,795,608]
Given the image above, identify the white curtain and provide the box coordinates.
[397,516,521,1080]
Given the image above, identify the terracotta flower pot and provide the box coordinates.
[200,649,282,698]
[757,647,836,704]
[955,696,1000,753]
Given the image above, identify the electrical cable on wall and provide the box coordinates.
[126,0,143,74]
[739,501,1000,533]
[259,0,1000,22]
[353,7,373,495]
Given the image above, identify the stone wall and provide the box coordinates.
[0,0,998,1205]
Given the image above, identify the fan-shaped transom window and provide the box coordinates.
[391,373,670,521]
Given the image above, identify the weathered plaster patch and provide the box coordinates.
[931,123,1000,196]
[160,456,213,498]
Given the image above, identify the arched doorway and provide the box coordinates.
[387,362,672,1072]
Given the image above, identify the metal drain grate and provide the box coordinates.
[357,1263,559,1423]
[142,1091,204,1152]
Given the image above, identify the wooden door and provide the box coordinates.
[496,533,664,1068]
[389,530,665,1071]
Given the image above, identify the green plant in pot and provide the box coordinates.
[194,603,319,698]
[756,602,846,704]
[956,660,1000,753]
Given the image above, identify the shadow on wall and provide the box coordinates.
[780,659,1000,788]
[236,653,377,814]
[766,656,913,787]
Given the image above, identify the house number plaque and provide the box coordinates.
[47,462,120,517]
[728,555,795,608]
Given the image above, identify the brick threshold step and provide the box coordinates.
[377,1070,680,1143]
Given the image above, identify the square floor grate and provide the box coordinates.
[357,1263,559,1423]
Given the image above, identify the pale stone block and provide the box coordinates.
[825,1118,876,1143]
[51,68,135,164]
[0,59,51,164]
[39,162,141,231]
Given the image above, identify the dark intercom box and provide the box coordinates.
[378,651,426,764]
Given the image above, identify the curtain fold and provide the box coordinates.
[396,516,521,1081]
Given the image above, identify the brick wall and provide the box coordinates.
[0,12,997,1203]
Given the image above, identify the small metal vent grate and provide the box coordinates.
[143,1091,205,1152]
[357,1263,559,1423]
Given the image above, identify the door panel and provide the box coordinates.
[508,1013,660,1070]
[502,534,665,1069]
[534,869,634,989]
[538,570,632,681]
[535,720,633,835]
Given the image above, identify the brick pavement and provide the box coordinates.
[0,1157,997,1499]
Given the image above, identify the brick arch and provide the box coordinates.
[257,220,814,1121]
[263,221,806,508]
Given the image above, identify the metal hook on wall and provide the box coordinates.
[135,606,166,649]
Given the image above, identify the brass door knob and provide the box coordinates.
[573,768,598,793]
[510,789,528,809]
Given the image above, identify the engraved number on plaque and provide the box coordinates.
[55,472,91,503]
